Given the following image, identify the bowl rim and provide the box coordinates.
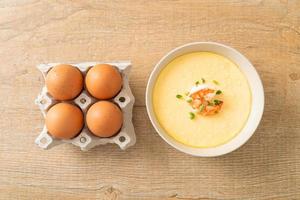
[146,41,264,157]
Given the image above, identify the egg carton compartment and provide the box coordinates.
[35,61,136,151]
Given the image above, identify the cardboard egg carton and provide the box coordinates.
[35,61,136,151]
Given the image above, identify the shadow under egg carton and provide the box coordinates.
[34,61,136,151]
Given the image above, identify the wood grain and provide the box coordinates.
[0,0,299,199]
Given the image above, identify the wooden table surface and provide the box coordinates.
[0,0,299,199]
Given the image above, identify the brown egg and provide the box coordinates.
[86,101,123,137]
[85,64,122,99]
[46,103,84,139]
[46,64,83,100]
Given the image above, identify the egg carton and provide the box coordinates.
[35,61,136,151]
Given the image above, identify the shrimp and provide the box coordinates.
[202,103,223,116]
[189,88,223,115]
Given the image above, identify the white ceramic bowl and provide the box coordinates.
[146,42,264,157]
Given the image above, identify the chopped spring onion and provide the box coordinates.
[216,90,222,95]
[186,98,192,103]
[213,80,219,85]
[189,112,195,119]
[214,99,223,105]
[199,104,205,112]
[176,94,183,99]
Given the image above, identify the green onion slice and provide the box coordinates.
[213,80,219,85]
[199,104,205,112]
[176,94,182,99]
[189,112,195,119]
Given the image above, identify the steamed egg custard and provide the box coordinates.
[152,52,251,148]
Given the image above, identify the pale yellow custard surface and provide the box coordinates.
[152,52,251,148]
